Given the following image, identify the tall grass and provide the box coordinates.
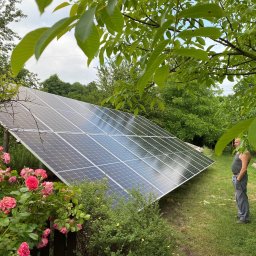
[8,143,40,171]
[160,152,256,256]
[0,127,41,170]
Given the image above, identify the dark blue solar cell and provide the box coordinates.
[113,136,153,158]
[128,136,163,156]
[99,108,147,135]
[56,110,104,134]
[12,131,93,172]
[59,133,120,165]
[155,155,195,179]
[90,135,138,161]
[141,156,187,184]
[125,159,177,193]
[0,103,49,131]
[25,105,81,132]
[100,162,163,197]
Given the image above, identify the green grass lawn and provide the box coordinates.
[160,152,256,256]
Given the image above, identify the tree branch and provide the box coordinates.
[122,13,159,27]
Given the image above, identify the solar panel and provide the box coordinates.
[0,87,214,199]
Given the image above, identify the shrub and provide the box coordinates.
[0,147,89,256]
[77,181,174,256]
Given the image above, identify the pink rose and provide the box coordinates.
[60,227,68,235]
[17,242,30,256]
[25,176,39,191]
[0,146,3,151]
[8,176,17,183]
[20,168,34,179]
[41,182,53,196]
[42,228,51,238]
[2,152,10,164]
[0,196,16,214]
[37,238,48,249]
[35,169,47,180]
[53,223,59,229]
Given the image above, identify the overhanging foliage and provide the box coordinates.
[10,0,256,152]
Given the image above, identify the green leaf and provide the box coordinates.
[19,193,30,203]
[75,7,96,42]
[19,212,31,217]
[0,217,9,227]
[29,233,39,241]
[85,214,90,220]
[35,16,77,59]
[99,47,105,65]
[35,0,53,14]
[101,7,124,33]
[10,190,21,196]
[134,107,139,115]
[178,3,225,19]
[137,40,169,92]
[248,118,256,149]
[152,18,173,46]
[77,0,87,15]
[154,65,169,87]
[72,198,78,205]
[196,37,206,45]
[53,2,70,12]
[11,28,48,76]
[215,118,255,155]
[107,0,118,15]
[75,7,100,59]
[178,27,222,40]
[173,48,209,61]
[70,3,79,17]
[227,75,234,82]
[20,187,29,193]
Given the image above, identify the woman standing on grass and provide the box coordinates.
[231,138,252,224]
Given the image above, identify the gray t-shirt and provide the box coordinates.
[231,153,242,175]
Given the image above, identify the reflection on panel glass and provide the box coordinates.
[185,149,214,165]
[168,153,199,175]
[128,136,163,156]
[0,103,49,131]
[156,155,195,179]
[91,135,138,161]
[109,109,157,136]
[141,156,187,185]
[57,110,104,134]
[100,108,148,135]
[113,136,153,158]
[137,115,172,137]
[60,133,120,166]
[26,105,81,132]
[100,162,162,197]
[60,167,130,199]
[151,137,178,154]
[12,131,93,172]
[125,159,177,193]
[0,87,215,201]
[119,113,163,136]
[178,151,207,169]
[88,107,134,135]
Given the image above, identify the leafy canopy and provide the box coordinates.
[10,0,256,153]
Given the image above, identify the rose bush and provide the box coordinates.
[0,147,90,256]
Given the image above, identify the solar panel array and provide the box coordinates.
[0,87,214,199]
